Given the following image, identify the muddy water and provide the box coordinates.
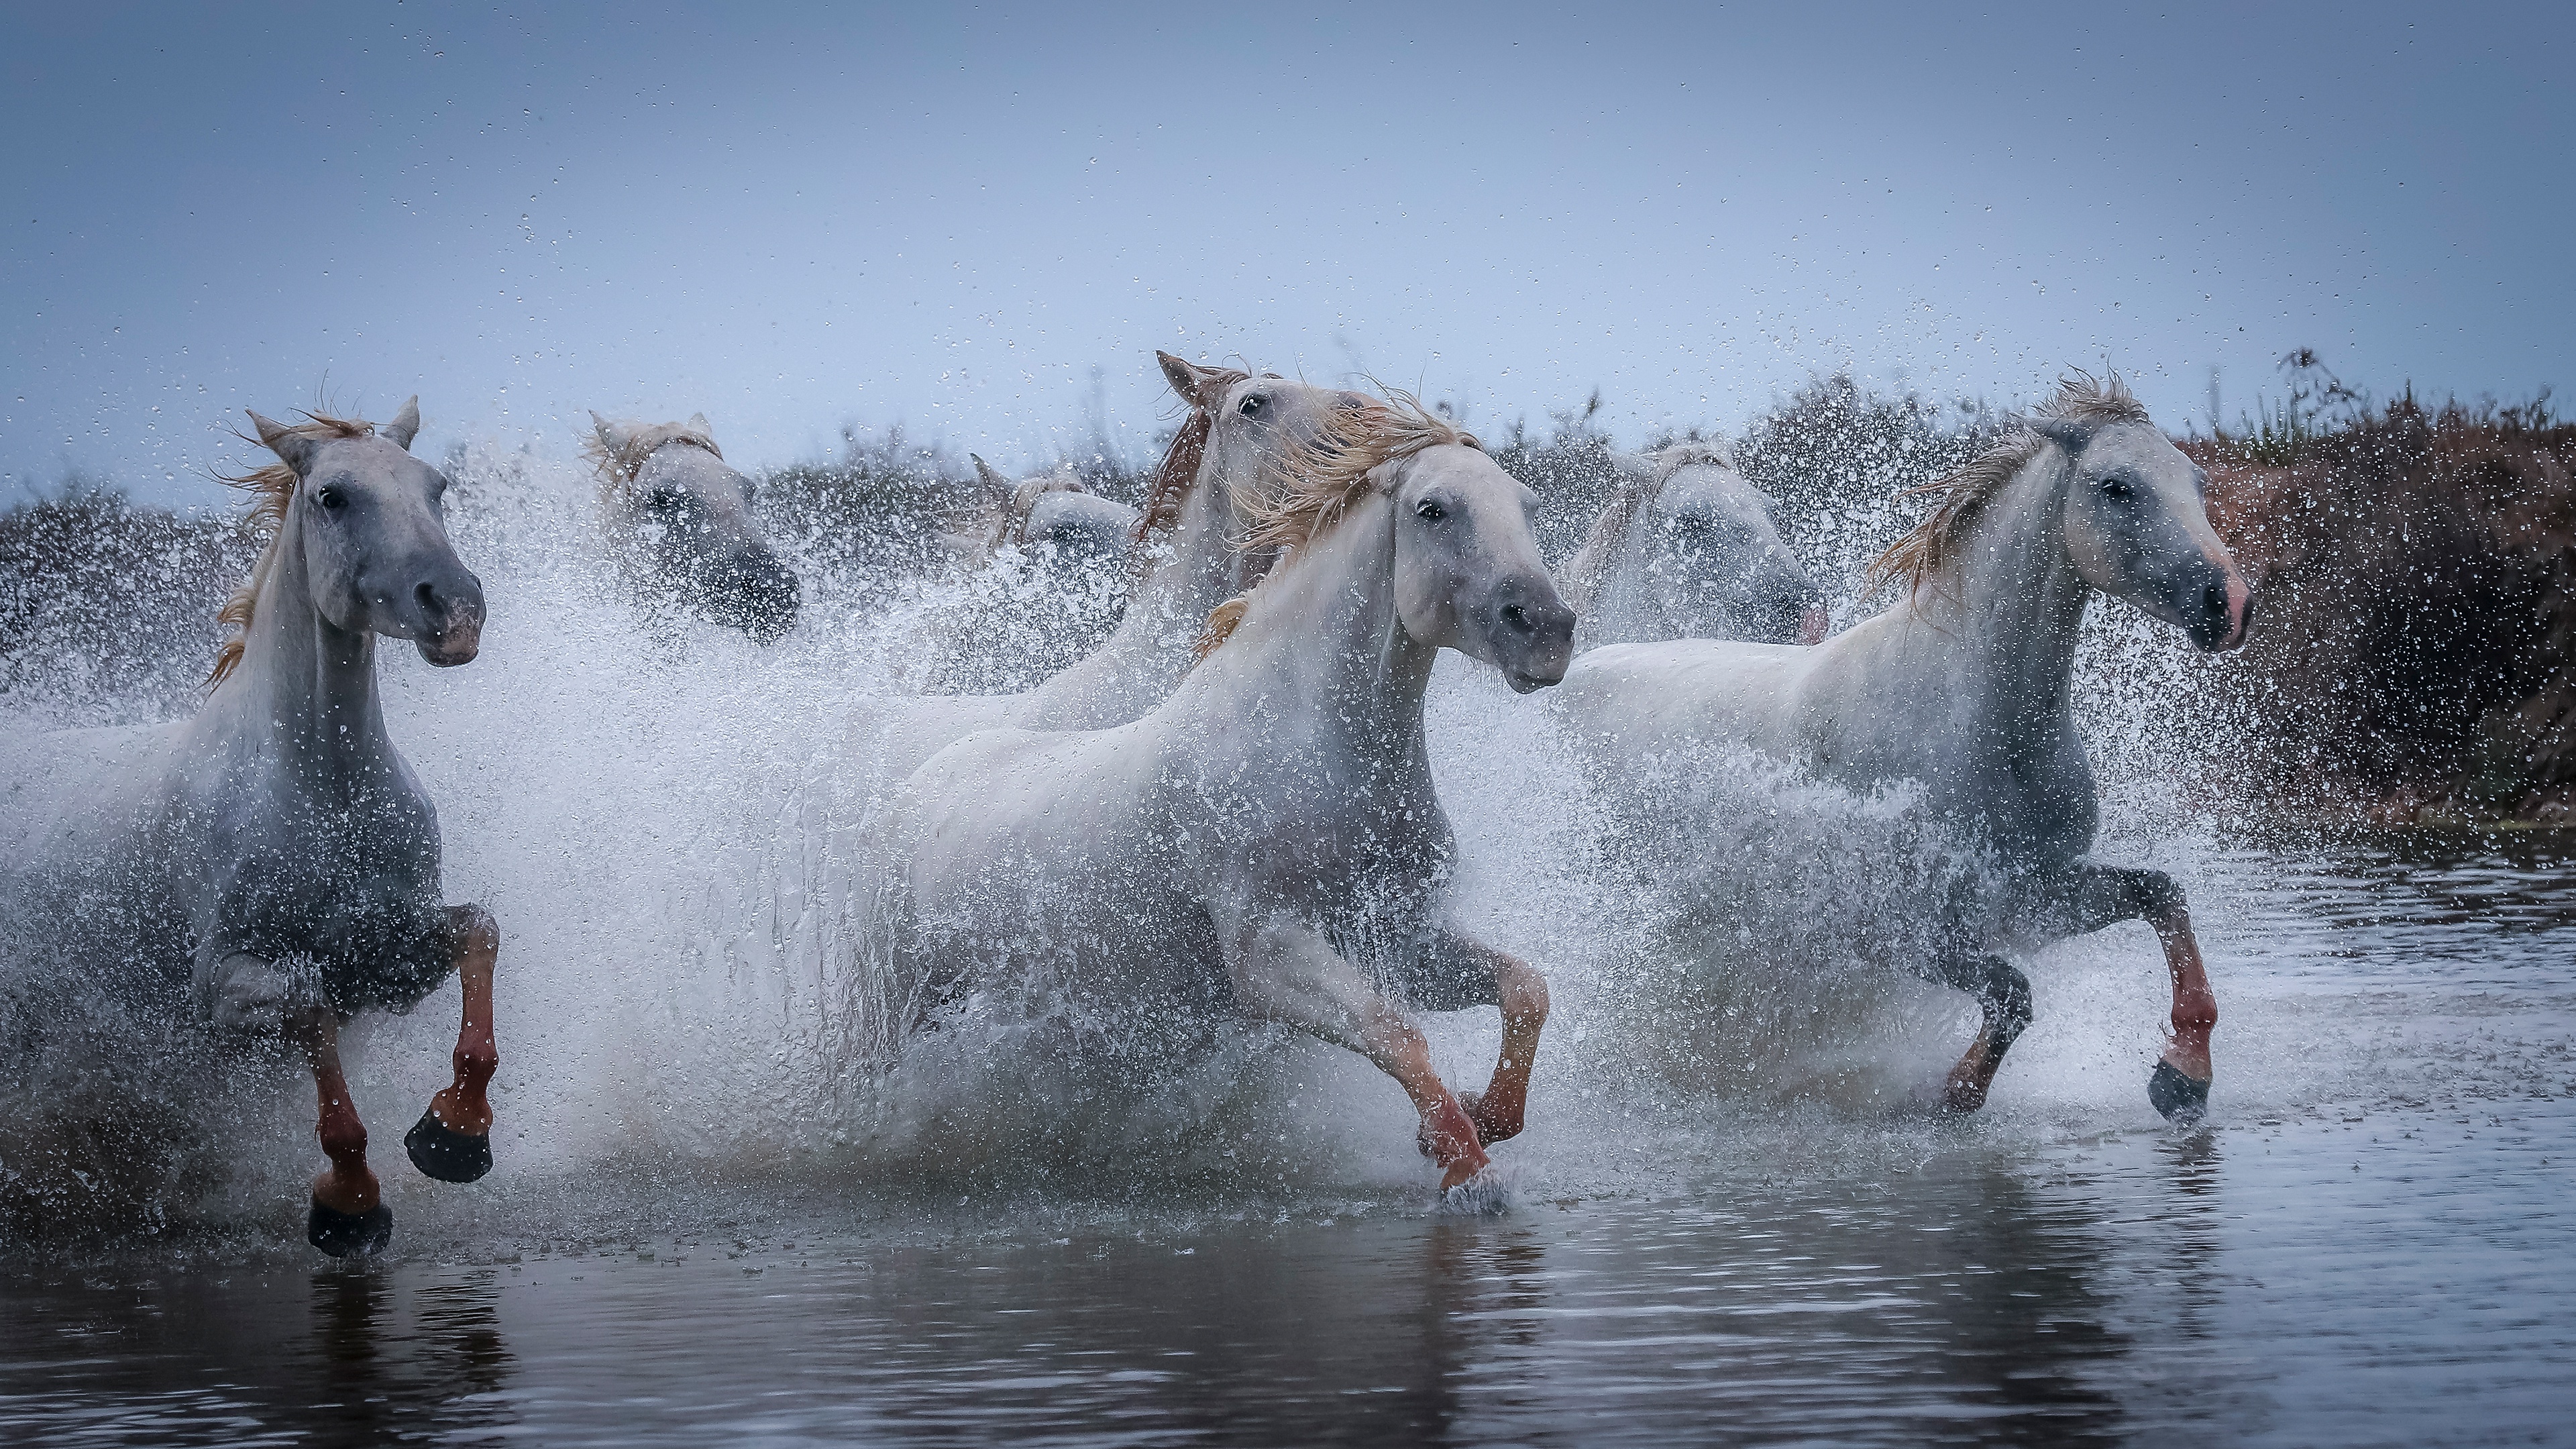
[4,832,2569,1447]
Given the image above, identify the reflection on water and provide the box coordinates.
[5,1096,2570,1446]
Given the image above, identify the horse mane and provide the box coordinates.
[1132,367,1252,545]
[1864,372,2152,600]
[207,411,380,688]
[1240,388,1474,554]
[584,419,723,498]
[1560,440,1737,614]
[1192,388,1479,661]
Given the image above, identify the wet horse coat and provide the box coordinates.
[1557,376,2253,1117]
[866,395,1576,1188]
[3,402,503,1254]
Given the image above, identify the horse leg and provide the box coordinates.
[1419,927,1550,1146]
[1926,952,2033,1113]
[2070,864,2218,1122]
[406,904,499,1183]
[1223,917,1490,1189]
[290,1005,394,1257]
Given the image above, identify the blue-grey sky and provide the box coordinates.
[4,1,2567,507]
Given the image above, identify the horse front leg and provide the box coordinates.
[1418,927,1550,1146]
[1927,952,2033,1113]
[2072,864,2217,1122]
[1222,916,1490,1190]
[290,1004,394,1257]
[405,904,499,1183]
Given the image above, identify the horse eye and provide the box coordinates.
[1416,499,1446,521]
[1239,395,1266,417]
[2100,476,2135,499]
[315,486,345,511]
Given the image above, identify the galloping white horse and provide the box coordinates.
[1559,441,1827,648]
[865,393,1576,1189]
[589,412,802,641]
[850,353,1371,782]
[2,402,502,1255]
[1556,376,2254,1119]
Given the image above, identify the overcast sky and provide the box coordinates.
[3,1,2566,507]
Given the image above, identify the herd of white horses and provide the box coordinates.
[4,353,2255,1256]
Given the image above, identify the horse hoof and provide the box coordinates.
[2148,1060,2211,1123]
[308,1199,394,1258]
[404,1109,493,1183]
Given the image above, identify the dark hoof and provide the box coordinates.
[405,1109,493,1183]
[2149,1060,2212,1123]
[308,1199,394,1258]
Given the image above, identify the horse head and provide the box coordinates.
[1629,443,1828,645]
[591,412,802,643]
[245,399,485,667]
[2035,405,2254,652]
[1152,352,1374,588]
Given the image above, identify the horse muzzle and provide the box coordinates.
[1492,592,1576,694]
[2185,572,2256,653]
[409,568,486,667]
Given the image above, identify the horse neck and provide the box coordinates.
[1032,449,1250,707]
[207,523,395,784]
[1195,496,1435,750]
[1902,454,2091,739]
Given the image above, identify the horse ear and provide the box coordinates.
[383,396,421,450]
[592,412,634,454]
[248,411,318,474]
[2032,417,2091,454]
[686,412,711,437]
[1158,351,1221,407]
[970,453,1013,497]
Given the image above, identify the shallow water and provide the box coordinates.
[3,462,2571,1444]
[5,831,2569,1447]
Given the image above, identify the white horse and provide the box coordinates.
[589,412,802,642]
[1556,376,2254,1119]
[865,393,1576,1189]
[1,402,502,1256]
[849,353,1371,782]
[1559,441,1828,648]
[954,455,1141,572]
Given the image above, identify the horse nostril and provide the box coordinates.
[1503,603,1532,632]
[415,581,443,621]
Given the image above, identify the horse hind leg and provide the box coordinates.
[290,1004,394,1257]
[2072,865,2218,1123]
[405,904,499,1184]
[1929,953,2033,1114]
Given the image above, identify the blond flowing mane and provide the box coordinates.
[584,419,722,498]
[1560,440,1735,613]
[207,411,380,688]
[1240,389,1475,554]
[1193,390,1479,659]
[1132,367,1252,545]
[1865,373,2152,600]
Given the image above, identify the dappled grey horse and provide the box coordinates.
[1558,376,2253,1120]
[5,400,502,1256]
[590,412,801,642]
[1558,441,1827,649]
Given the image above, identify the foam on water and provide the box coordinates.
[0,438,2556,1264]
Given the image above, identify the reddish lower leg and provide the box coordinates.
[1470,957,1549,1145]
[427,905,499,1136]
[1942,1030,2006,1113]
[2151,910,2218,1081]
[1369,1013,1489,1189]
[294,1008,378,1215]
